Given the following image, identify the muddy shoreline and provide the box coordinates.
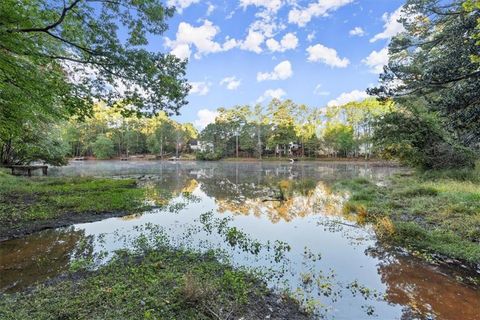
[0,210,139,242]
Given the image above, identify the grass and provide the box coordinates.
[0,171,149,237]
[334,165,480,264]
[0,248,306,320]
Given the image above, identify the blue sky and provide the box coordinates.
[154,0,406,127]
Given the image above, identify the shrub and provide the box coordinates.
[373,109,476,169]
[196,150,223,161]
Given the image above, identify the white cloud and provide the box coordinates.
[194,109,218,129]
[370,7,405,42]
[349,27,365,36]
[240,0,287,53]
[206,3,216,15]
[307,31,316,42]
[166,20,236,59]
[327,90,369,107]
[306,44,350,68]
[240,30,265,53]
[266,33,298,52]
[165,18,292,58]
[167,0,199,13]
[189,81,210,96]
[288,0,353,27]
[362,47,388,73]
[256,88,287,103]
[220,76,241,90]
[170,43,191,60]
[313,84,330,96]
[257,60,293,81]
[223,37,239,50]
[247,11,286,38]
[246,7,286,40]
[240,0,283,13]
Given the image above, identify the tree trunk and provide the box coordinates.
[160,140,163,159]
[236,134,239,158]
[257,126,262,160]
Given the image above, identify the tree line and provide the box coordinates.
[1,0,478,169]
[197,99,392,160]
[63,103,198,159]
[60,98,391,161]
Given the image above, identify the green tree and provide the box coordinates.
[200,122,231,156]
[325,99,393,158]
[293,105,320,157]
[239,123,258,156]
[322,123,355,157]
[92,134,115,159]
[249,104,270,159]
[0,121,68,165]
[267,99,297,157]
[146,119,175,158]
[0,0,189,117]
[463,0,480,63]
[217,106,250,157]
[0,0,189,165]
[369,0,480,153]
[372,107,475,169]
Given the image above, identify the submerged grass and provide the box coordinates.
[0,248,307,320]
[0,171,148,237]
[335,165,480,264]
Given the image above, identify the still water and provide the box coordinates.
[1,161,479,319]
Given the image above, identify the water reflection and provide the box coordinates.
[368,248,480,320]
[212,180,347,223]
[0,228,93,292]
[1,161,478,320]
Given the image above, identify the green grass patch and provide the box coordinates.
[0,249,304,319]
[390,222,480,262]
[0,172,148,236]
[334,166,480,264]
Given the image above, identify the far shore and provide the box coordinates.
[67,156,401,166]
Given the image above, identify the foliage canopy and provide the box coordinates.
[369,0,480,149]
[0,0,190,164]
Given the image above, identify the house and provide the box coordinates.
[189,140,214,152]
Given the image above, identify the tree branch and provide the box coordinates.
[10,0,82,33]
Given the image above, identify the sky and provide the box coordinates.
[152,0,406,128]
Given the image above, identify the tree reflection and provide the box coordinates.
[195,171,349,223]
[368,248,480,320]
[141,167,199,207]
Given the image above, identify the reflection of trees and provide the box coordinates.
[0,227,93,293]
[368,248,480,320]
[194,169,348,223]
[141,166,199,206]
[181,179,198,194]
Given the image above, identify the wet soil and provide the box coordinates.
[0,210,133,242]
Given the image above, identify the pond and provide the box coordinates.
[1,161,479,319]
